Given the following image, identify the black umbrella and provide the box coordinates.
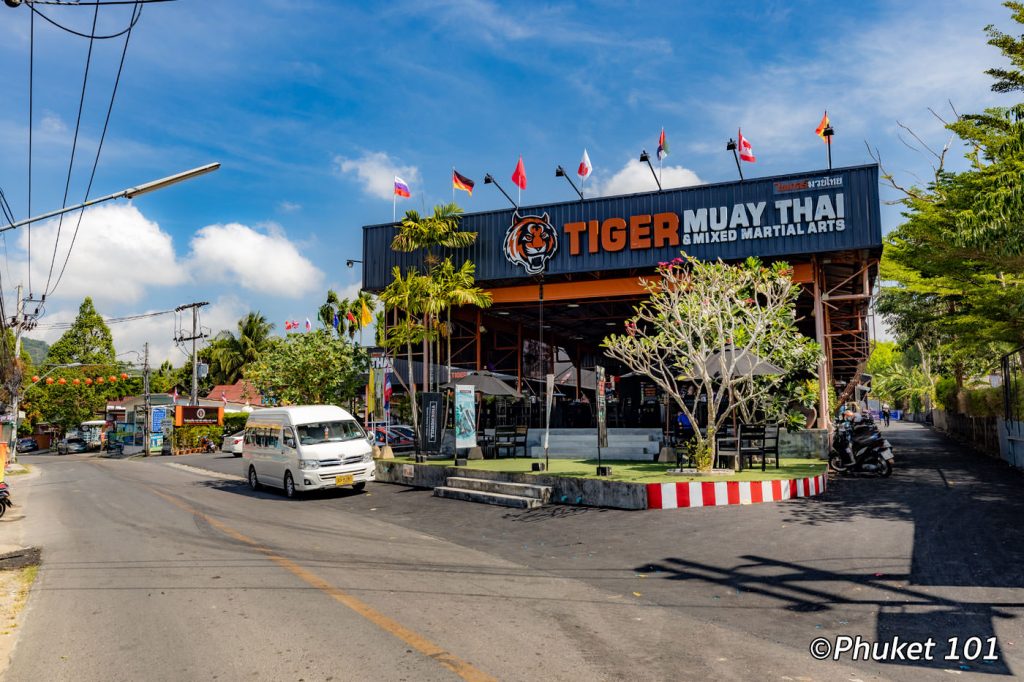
[443,370,521,397]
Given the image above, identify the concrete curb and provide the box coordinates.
[646,472,828,510]
[163,461,245,482]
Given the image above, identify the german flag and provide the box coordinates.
[452,169,475,196]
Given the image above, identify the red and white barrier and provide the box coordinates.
[646,472,828,510]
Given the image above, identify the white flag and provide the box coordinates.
[577,149,592,179]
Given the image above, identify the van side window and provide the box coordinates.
[283,427,296,449]
[267,428,280,449]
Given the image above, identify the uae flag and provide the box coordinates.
[452,170,474,196]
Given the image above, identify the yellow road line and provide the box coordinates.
[145,485,496,682]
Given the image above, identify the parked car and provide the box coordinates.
[221,431,244,456]
[16,437,38,453]
[56,437,88,455]
[373,426,415,450]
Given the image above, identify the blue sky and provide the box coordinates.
[0,0,1014,361]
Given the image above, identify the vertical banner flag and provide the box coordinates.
[304,318,312,331]
[657,128,669,161]
[577,149,592,179]
[452,170,475,196]
[367,365,376,417]
[171,387,179,404]
[332,312,339,330]
[815,111,831,143]
[420,392,443,452]
[543,373,555,451]
[360,299,373,326]
[455,385,477,449]
[738,129,756,162]
[393,176,411,198]
[511,156,527,190]
[596,365,608,449]
[383,362,392,424]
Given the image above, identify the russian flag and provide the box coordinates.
[394,176,411,198]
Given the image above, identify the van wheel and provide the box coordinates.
[248,466,261,491]
[284,471,297,499]
[352,482,366,492]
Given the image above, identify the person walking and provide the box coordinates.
[882,404,891,427]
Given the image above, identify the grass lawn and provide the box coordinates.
[392,456,825,484]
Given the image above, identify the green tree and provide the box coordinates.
[245,329,367,406]
[209,312,274,385]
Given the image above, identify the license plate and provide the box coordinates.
[335,474,354,486]
[881,450,893,460]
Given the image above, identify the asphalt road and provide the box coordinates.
[4,422,1023,681]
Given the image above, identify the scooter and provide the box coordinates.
[0,481,13,519]
[829,418,894,477]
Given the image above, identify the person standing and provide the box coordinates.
[882,404,891,427]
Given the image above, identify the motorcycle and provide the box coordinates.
[201,437,216,454]
[829,415,894,477]
[0,481,12,519]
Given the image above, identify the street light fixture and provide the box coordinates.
[554,166,584,201]
[483,173,518,210]
[0,162,221,234]
[346,259,363,268]
[638,151,662,191]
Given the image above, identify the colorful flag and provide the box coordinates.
[360,298,373,326]
[815,111,831,143]
[738,129,756,163]
[384,369,392,415]
[346,311,357,324]
[367,366,376,416]
[304,318,312,331]
[511,156,527,190]
[221,391,228,406]
[172,387,179,404]
[452,170,474,196]
[657,128,669,161]
[393,176,411,198]
[332,312,339,329]
[577,149,592,179]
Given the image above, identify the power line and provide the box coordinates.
[25,1,146,39]
[47,0,141,299]
[33,308,174,330]
[43,1,100,297]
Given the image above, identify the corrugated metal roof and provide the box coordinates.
[362,164,881,291]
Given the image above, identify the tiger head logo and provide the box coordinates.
[503,212,558,275]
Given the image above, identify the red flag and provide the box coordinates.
[738,129,756,163]
[346,311,357,323]
[511,155,527,190]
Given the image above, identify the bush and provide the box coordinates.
[965,386,1002,417]
[936,377,958,412]
[223,413,248,435]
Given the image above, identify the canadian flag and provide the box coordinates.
[738,129,756,163]
[577,149,592,179]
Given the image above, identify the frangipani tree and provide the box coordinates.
[602,255,820,470]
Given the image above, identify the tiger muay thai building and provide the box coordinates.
[361,163,882,431]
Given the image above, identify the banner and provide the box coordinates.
[151,406,167,432]
[419,392,443,452]
[454,385,477,449]
[174,405,223,427]
[596,365,608,448]
[543,373,555,451]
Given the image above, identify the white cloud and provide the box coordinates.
[15,203,187,306]
[277,200,302,213]
[335,151,421,201]
[596,158,702,197]
[188,222,324,297]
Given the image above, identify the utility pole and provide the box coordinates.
[174,301,208,406]
[143,342,150,456]
[7,285,22,462]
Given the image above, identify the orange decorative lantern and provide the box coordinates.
[95,377,105,385]
[85,378,93,386]
[58,377,67,385]
[109,376,117,383]
[45,377,54,385]
[120,373,129,380]
[72,378,80,386]
[31,375,39,383]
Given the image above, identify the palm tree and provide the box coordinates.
[209,312,274,385]
[318,289,347,335]
[430,259,492,384]
[379,267,433,452]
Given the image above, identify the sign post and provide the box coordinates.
[419,392,443,455]
[596,365,607,473]
[544,373,554,472]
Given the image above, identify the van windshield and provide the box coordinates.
[295,420,365,445]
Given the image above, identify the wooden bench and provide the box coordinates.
[493,425,528,458]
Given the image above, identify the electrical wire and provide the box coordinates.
[33,308,174,330]
[47,0,141,299]
[42,1,100,297]
[26,1,145,39]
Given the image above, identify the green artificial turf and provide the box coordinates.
[392,456,825,483]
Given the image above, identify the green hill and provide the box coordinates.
[21,337,49,366]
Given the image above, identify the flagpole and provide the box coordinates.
[393,193,396,223]
[452,167,455,203]
[727,139,744,181]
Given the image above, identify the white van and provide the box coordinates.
[243,405,375,498]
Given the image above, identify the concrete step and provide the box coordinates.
[529,446,657,460]
[433,486,544,509]
[446,476,552,503]
[544,428,663,436]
